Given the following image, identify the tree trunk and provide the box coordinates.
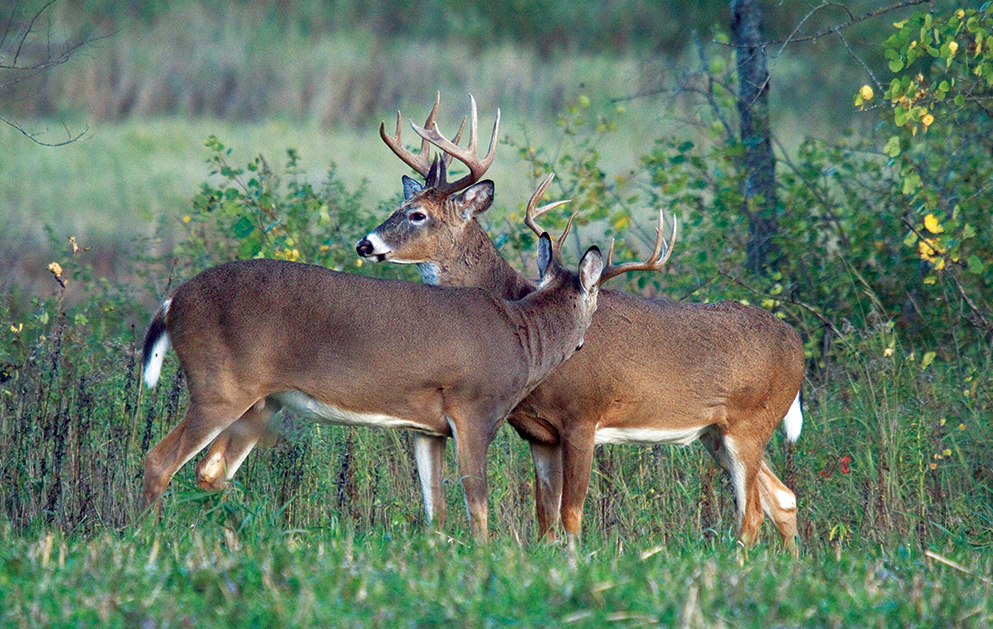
[731,0,779,274]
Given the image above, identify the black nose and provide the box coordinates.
[356,238,373,257]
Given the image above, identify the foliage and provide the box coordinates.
[171,136,408,282]
[860,5,993,338]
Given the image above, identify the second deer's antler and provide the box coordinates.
[411,94,500,193]
[380,92,465,178]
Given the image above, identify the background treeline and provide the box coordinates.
[5,0,930,126]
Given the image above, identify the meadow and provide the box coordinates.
[2,1,992,625]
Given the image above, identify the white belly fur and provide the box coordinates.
[272,391,442,436]
[594,425,707,446]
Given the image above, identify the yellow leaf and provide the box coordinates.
[48,262,63,277]
[922,351,936,369]
[924,213,944,234]
[859,85,874,101]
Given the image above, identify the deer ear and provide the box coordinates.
[402,175,423,200]
[453,180,495,222]
[578,246,603,295]
[536,232,553,280]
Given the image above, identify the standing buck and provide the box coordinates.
[356,95,805,551]
[140,203,605,540]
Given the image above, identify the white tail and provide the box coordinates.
[357,95,805,552]
[139,226,604,541]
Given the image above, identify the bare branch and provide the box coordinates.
[0,112,88,146]
[0,0,111,146]
[764,0,930,47]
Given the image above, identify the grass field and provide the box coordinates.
[2,523,990,627]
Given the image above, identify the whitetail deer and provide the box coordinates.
[356,95,805,552]
[140,207,605,540]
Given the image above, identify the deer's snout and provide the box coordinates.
[356,237,374,258]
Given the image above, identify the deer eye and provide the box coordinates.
[408,211,428,224]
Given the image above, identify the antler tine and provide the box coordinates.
[524,173,573,253]
[525,174,568,235]
[412,94,501,192]
[380,111,432,177]
[600,210,678,285]
[381,92,464,177]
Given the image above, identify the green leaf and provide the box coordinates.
[902,172,922,195]
[884,136,902,157]
[922,351,936,369]
[967,255,986,274]
[889,58,905,72]
[231,216,255,239]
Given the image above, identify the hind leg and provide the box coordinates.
[196,398,278,491]
[699,427,764,548]
[757,460,798,556]
[142,397,256,513]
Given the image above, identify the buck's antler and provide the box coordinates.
[411,94,500,193]
[380,92,465,178]
[525,180,676,285]
[525,173,573,254]
[599,210,677,285]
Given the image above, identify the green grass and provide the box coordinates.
[2,522,990,627]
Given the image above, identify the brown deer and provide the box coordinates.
[140,198,605,540]
[356,95,805,552]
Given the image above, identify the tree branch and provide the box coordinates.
[0,112,88,146]
[765,0,931,46]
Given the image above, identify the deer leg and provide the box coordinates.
[699,427,763,547]
[721,434,764,548]
[529,441,563,542]
[142,398,251,513]
[447,411,497,542]
[757,460,799,556]
[195,398,278,491]
[559,424,597,543]
[413,432,448,529]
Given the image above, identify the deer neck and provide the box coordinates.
[424,221,536,301]
[509,279,592,393]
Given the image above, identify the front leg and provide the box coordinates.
[412,432,448,529]
[529,442,563,542]
[559,423,598,542]
[447,411,498,542]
